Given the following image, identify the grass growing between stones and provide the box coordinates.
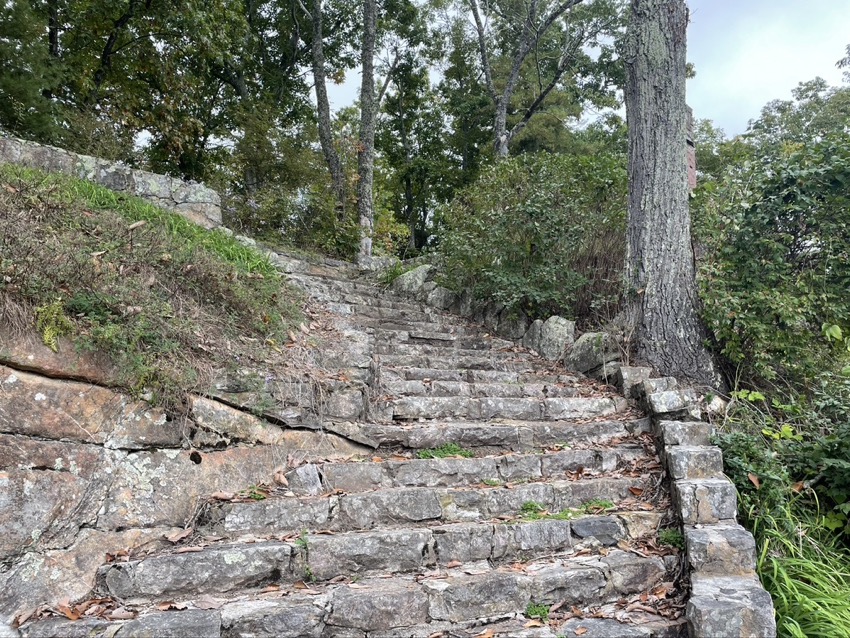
[0,164,302,411]
[657,528,685,550]
[525,602,550,621]
[518,498,617,522]
[417,443,474,459]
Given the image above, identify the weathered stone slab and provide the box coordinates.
[115,609,221,637]
[425,572,528,621]
[665,446,724,480]
[101,542,293,602]
[391,457,499,488]
[433,524,495,563]
[219,497,332,535]
[570,516,626,546]
[479,397,542,420]
[601,552,666,594]
[0,366,178,447]
[391,397,480,420]
[688,575,776,638]
[538,316,576,361]
[308,529,433,580]
[492,519,572,558]
[524,563,606,604]
[0,528,177,620]
[328,582,429,630]
[544,397,618,420]
[498,453,543,481]
[321,462,390,492]
[617,511,665,539]
[18,617,110,638]
[657,420,713,446]
[565,332,619,373]
[390,265,432,298]
[557,618,655,637]
[616,366,653,400]
[189,396,288,446]
[685,525,756,576]
[221,599,325,638]
[335,488,442,529]
[522,319,544,352]
[646,389,699,418]
[673,478,738,525]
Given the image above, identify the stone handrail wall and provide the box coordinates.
[0,134,221,229]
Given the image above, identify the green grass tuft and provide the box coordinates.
[417,443,474,459]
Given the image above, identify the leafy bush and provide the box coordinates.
[697,132,850,386]
[436,151,627,324]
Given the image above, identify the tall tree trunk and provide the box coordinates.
[308,0,346,209]
[357,0,378,259]
[624,0,723,389]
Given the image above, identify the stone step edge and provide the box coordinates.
[641,383,776,638]
[23,549,669,636]
[96,515,666,604]
[202,476,659,538]
[280,444,650,496]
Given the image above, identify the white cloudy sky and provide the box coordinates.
[687,0,848,135]
[329,1,850,138]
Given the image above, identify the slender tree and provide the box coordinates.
[624,0,722,388]
[357,0,378,258]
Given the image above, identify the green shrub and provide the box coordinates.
[436,151,627,324]
[697,132,850,387]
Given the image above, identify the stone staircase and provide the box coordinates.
[17,254,688,638]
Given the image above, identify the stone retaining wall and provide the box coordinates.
[0,134,221,228]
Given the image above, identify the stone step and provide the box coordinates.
[374,342,535,358]
[379,375,581,399]
[384,395,627,422]
[360,417,651,451]
[202,477,651,537]
[377,329,513,351]
[97,515,658,605]
[358,317,476,335]
[286,445,648,495]
[374,352,549,372]
[23,551,669,637]
[389,367,576,385]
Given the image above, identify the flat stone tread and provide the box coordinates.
[21,550,670,636]
[207,476,656,537]
[359,417,651,450]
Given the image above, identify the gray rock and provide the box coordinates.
[657,421,713,446]
[308,529,433,580]
[557,618,654,637]
[665,446,724,480]
[538,316,576,361]
[496,308,530,340]
[220,497,332,535]
[392,457,499,488]
[115,610,221,637]
[616,366,653,399]
[601,552,666,595]
[492,519,572,558]
[570,516,626,546]
[673,478,738,525]
[688,575,776,638]
[390,265,433,298]
[522,319,544,352]
[324,389,364,420]
[328,583,429,630]
[479,397,542,420]
[524,563,605,604]
[391,396,480,420]
[545,397,618,420]
[335,488,442,529]
[102,542,293,601]
[565,332,619,372]
[425,572,528,621]
[646,389,700,419]
[286,463,324,496]
[433,524,495,563]
[685,524,757,576]
[426,286,458,310]
[221,599,325,638]
[321,462,390,492]
[19,618,107,638]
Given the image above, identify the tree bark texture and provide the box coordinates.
[357,0,378,258]
[624,0,722,388]
[308,0,346,208]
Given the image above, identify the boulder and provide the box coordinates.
[390,265,432,298]
[538,316,576,361]
[565,332,618,372]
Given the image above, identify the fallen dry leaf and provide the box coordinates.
[156,601,188,611]
[165,528,193,543]
[174,546,204,554]
[628,486,644,496]
[107,607,136,620]
[445,560,463,569]
[210,491,235,501]
[348,583,370,589]
[574,627,588,636]
[194,595,224,610]
[57,604,80,621]
[474,630,495,638]
[524,619,545,628]
[748,473,761,490]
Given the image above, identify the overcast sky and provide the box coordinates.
[687,0,848,135]
[329,1,850,138]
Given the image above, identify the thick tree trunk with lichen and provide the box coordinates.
[624,0,723,389]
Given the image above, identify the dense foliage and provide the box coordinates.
[438,148,627,323]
